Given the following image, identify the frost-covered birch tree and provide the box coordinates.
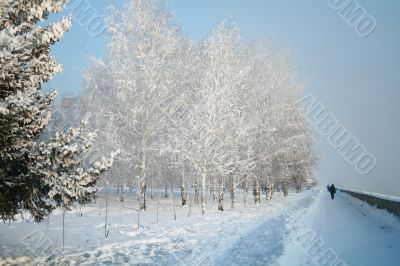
[81,0,193,211]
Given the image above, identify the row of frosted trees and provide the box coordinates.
[67,0,318,214]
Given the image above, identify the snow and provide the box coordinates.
[0,190,313,265]
[277,189,400,266]
[1,188,399,265]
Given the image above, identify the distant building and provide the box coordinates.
[61,97,79,113]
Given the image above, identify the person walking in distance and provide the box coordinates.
[329,184,336,200]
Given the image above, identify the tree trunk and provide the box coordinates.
[181,169,187,206]
[171,191,176,220]
[295,177,302,193]
[170,177,174,197]
[201,174,207,215]
[243,176,248,207]
[138,151,147,210]
[230,176,237,209]
[188,198,192,217]
[211,177,216,202]
[218,176,224,211]
[207,175,211,195]
[150,176,154,199]
[266,179,273,200]
[164,177,169,198]
[157,189,160,224]
[194,178,199,204]
[119,185,124,202]
[253,177,261,204]
[283,180,289,197]
[137,177,147,211]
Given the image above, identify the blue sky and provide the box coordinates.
[47,0,400,196]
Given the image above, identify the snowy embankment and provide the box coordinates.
[337,189,400,203]
[338,187,400,218]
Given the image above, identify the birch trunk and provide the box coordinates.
[138,150,147,211]
[194,178,199,204]
[243,176,248,207]
[218,176,224,211]
[170,177,174,197]
[295,177,302,193]
[150,176,154,199]
[266,179,273,200]
[207,175,211,195]
[164,177,169,198]
[138,178,146,210]
[230,176,237,209]
[283,180,289,197]
[201,174,207,215]
[211,177,216,202]
[253,177,261,204]
[181,169,187,206]
[119,185,124,202]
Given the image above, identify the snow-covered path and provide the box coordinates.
[215,188,400,266]
[216,192,316,265]
[277,189,400,266]
[1,188,399,266]
[219,190,400,266]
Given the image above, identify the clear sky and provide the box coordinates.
[47,0,400,196]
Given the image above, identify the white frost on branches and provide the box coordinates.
[71,0,318,215]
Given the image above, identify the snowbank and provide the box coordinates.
[338,188,400,203]
[338,187,400,218]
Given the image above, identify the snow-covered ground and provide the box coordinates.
[277,189,400,266]
[1,188,399,266]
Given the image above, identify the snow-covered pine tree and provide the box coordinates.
[0,0,115,222]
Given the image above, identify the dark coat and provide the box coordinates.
[329,185,336,194]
